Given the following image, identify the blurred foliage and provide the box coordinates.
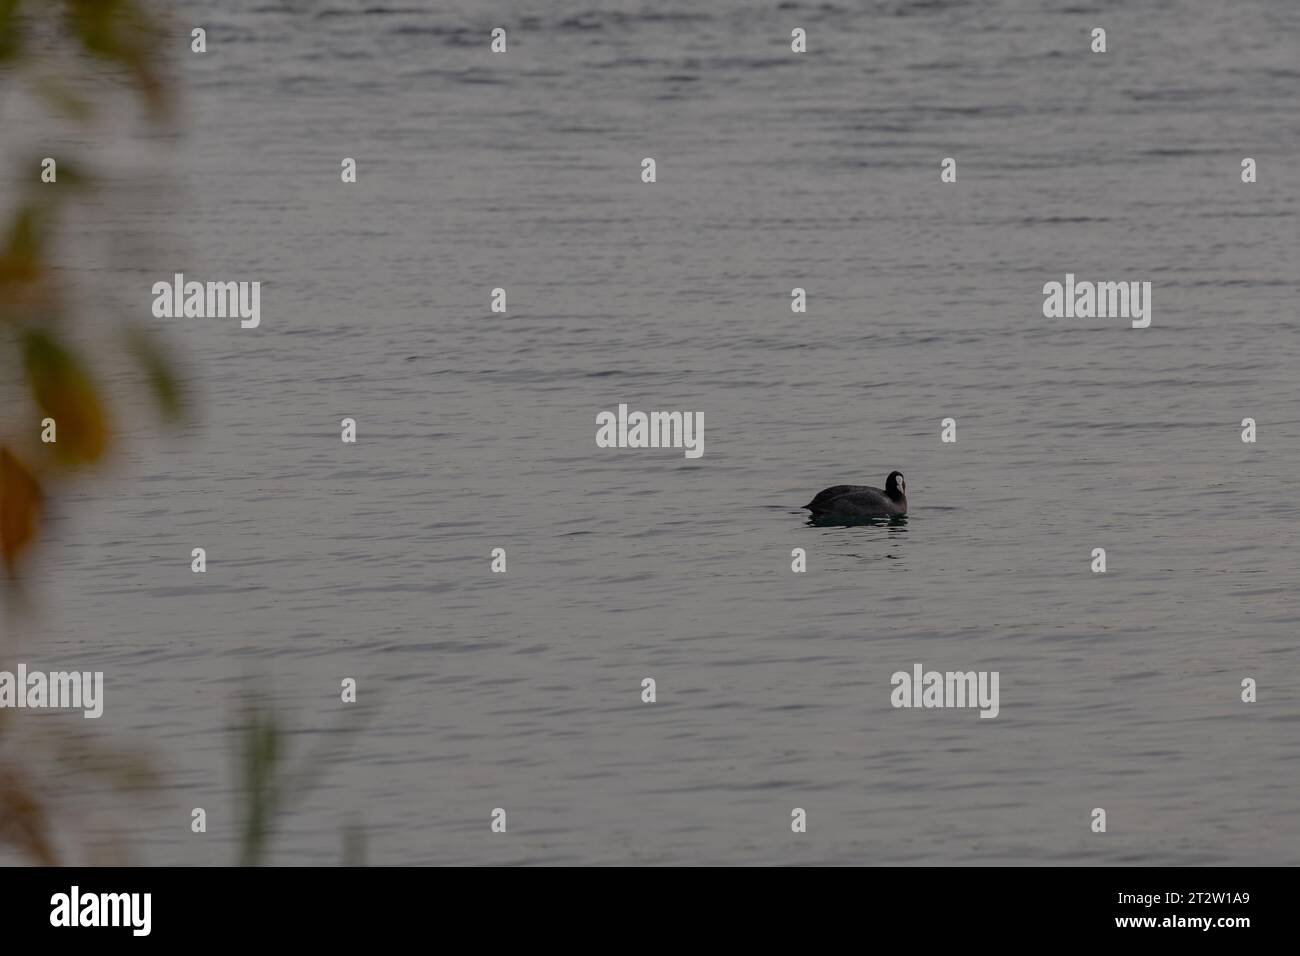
[0,0,182,581]
[0,0,23,63]
[1,0,180,865]
[0,447,42,576]
[0,205,45,286]
[237,697,282,867]
[23,329,110,464]
[2,0,356,871]
[123,324,188,422]
[236,692,366,867]
[0,762,56,864]
[0,711,159,864]
[63,0,170,117]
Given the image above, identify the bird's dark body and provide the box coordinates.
[803,472,908,519]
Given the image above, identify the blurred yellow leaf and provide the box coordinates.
[0,207,44,287]
[0,447,43,577]
[23,330,110,465]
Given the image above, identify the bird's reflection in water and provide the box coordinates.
[806,513,909,530]
[802,512,910,563]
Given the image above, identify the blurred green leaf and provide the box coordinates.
[234,691,368,866]
[123,325,188,422]
[0,0,24,63]
[237,696,284,867]
[23,328,111,465]
[64,0,170,120]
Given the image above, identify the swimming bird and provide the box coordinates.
[803,471,907,519]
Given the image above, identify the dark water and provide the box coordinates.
[3,0,1298,864]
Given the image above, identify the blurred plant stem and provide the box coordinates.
[236,690,368,867]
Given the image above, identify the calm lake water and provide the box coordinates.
[4,0,1299,865]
